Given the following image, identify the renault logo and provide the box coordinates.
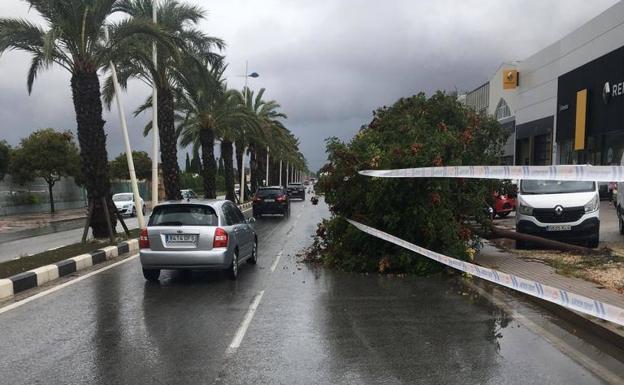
[554,205,564,216]
[603,82,611,104]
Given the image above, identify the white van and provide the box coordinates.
[515,180,600,248]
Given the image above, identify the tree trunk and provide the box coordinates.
[250,144,258,194]
[235,140,244,184]
[47,181,55,214]
[158,88,182,200]
[222,140,236,202]
[70,70,116,238]
[199,128,216,198]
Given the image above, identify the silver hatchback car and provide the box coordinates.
[139,200,257,281]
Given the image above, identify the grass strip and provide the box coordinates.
[0,229,140,279]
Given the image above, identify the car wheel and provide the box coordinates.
[142,205,146,216]
[247,239,258,265]
[142,268,160,282]
[228,250,239,280]
[132,207,136,217]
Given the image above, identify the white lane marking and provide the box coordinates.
[0,254,139,315]
[270,251,283,272]
[228,290,265,351]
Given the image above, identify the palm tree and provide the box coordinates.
[238,87,288,192]
[103,0,224,201]
[176,59,259,200]
[0,0,172,238]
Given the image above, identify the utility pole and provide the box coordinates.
[279,159,283,187]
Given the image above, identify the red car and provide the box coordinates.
[492,191,516,218]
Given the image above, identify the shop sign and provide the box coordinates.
[603,80,624,104]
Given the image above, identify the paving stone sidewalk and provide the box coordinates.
[477,242,624,310]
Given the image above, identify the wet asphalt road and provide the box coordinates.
[0,198,620,384]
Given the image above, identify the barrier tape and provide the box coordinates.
[346,219,624,326]
[360,165,624,182]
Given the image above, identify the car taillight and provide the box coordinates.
[213,227,228,248]
[276,195,287,202]
[139,228,150,249]
[253,196,262,202]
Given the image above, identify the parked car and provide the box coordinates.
[112,193,145,217]
[287,183,306,200]
[252,186,290,218]
[139,200,257,281]
[180,189,198,200]
[516,179,600,248]
[492,191,516,218]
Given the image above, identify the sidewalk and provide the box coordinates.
[0,208,86,235]
[477,242,624,332]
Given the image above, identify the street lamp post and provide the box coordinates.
[239,61,259,203]
[265,146,270,186]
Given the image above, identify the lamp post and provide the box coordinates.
[240,61,259,203]
[106,28,145,229]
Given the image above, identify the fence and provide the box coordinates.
[0,175,86,216]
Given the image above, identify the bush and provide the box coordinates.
[317,92,507,274]
[10,192,40,206]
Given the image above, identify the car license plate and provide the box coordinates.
[166,234,198,244]
[546,225,571,232]
[264,199,275,202]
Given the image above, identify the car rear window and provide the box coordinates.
[257,189,284,197]
[149,205,218,226]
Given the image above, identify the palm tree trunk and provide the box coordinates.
[250,144,258,193]
[200,128,216,198]
[235,139,244,184]
[158,87,182,200]
[70,71,116,238]
[221,140,236,202]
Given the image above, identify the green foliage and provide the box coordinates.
[10,129,80,186]
[0,140,9,181]
[10,192,40,206]
[317,92,508,274]
[109,151,152,180]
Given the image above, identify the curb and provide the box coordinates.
[0,239,139,300]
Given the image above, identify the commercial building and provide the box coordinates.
[465,1,624,166]
[463,63,518,165]
[515,1,624,166]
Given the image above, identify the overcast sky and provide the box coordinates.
[0,0,619,171]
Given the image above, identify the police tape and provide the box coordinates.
[359,165,624,182]
[346,219,624,327]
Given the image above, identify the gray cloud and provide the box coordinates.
[0,0,619,171]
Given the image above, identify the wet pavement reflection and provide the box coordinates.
[0,198,617,384]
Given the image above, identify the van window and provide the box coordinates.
[520,180,595,194]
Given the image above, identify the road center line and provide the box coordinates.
[227,290,265,352]
[0,254,139,315]
[270,251,283,272]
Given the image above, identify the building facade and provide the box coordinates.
[514,1,624,166]
[463,63,518,165]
